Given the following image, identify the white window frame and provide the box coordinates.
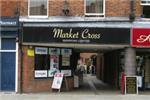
[84,0,105,17]
[28,0,49,18]
[141,0,150,6]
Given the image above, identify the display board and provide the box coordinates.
[52,73,64,89]
[125,76,138,94]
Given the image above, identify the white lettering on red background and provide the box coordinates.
[137,34,150,43]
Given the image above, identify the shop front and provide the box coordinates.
[131,28,150,90]
[20,24,131,93]
[0,17,18,92]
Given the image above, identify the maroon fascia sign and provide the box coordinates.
[132,28,150,47]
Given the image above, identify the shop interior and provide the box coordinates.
[136,49,150,93]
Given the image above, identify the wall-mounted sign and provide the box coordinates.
[35,47,48,54]
[62,55,70,66]
[132,28,150,47]
[61,70,72,76]
[23,27,130,44]
[0,17,18,26]
[27,49,35,57]
[35,70,47,78]
[48,69,60,77]
[61,49,72,55]
[49,48,60,55]
[125,76,138,94]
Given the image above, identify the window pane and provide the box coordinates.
[35,55,49,70]
[29,0,47,16]
[86,0,103,14]
[143,6,150,18]
[1,38,16,50]
[35,47,49,70]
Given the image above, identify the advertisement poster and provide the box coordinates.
[61,70,72,76]
[125,76,138,94]
[48,55,59,77]
[62,55,70,66]
[52,73,64,89]
[27,49,34,57]
[50,55,59,70]
[34,70,47,78]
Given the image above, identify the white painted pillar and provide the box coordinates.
[125,47,136,76]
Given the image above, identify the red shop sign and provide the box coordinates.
[132,28,150,47]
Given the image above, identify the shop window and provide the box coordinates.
[28,0,48,17]
[34,47,49,78]
[34,47,72,78]
[85,0,104,17]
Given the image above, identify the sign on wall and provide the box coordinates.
[23,27,130,44]
[0,17,18,26]
[125,76,138,94]
[132,28,150,47]
[35,47,48,54]
[35,70,48,78]
[27,49,35,57]
[61,70,72,76]
[49,48,60,55]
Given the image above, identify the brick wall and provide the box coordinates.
[135,0,142,17]
[0,0,143,17]
[106,0,130,17]
[49,0,84,16]
[20,46,74,93]
[1,0,19,16]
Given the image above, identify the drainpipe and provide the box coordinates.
[129,0,135,22]
[15,1,23,93]
[19,22,23,93]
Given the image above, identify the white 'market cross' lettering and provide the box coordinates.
[137,34,150,43]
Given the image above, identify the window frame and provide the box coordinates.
[84,0,105,17]
[141,0,150,6]
[28,0,49,18]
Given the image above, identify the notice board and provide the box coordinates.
[125,76,138,94]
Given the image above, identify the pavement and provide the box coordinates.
[1,74,150,100]
[1,92,150,100]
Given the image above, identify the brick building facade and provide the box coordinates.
[1,0,150,93]
[0,0,142,17]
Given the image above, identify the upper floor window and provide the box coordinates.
[141,0,150,18]
[85,0,104,17]
[28,0,48,17]
[141,0,150,5]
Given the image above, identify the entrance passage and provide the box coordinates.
[76,74,119,94]
[72,51,121,94]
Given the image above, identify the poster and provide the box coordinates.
[61,70,72,76]
[52,73,64,89]
[49,48,60,55]
[62,55,70,66]
[48,55,59,77]
[125,76,138,94]
[50,55,59,70]
[61,49,72,55]
[137,76,142,88]
[27,49,34,56]
[35,70,47,78]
